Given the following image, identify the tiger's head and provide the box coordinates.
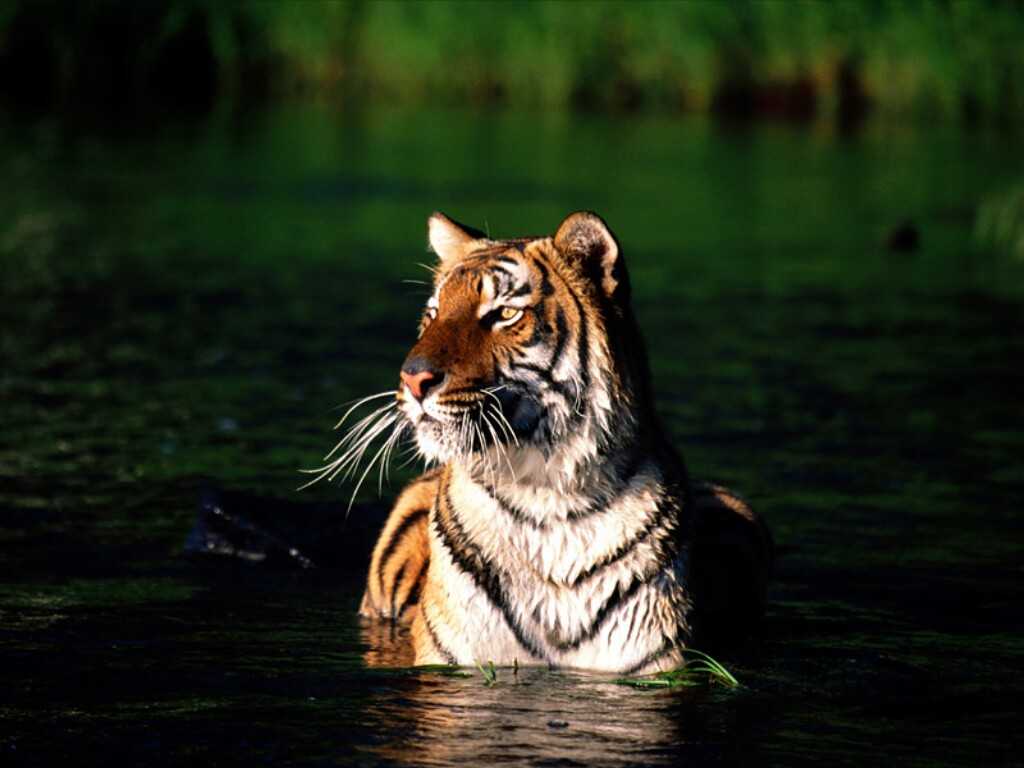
[398,211,657,482]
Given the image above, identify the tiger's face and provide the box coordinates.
[398,211,637,469]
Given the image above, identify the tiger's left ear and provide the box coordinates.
[428,212,488,263]
[554,211,628,300]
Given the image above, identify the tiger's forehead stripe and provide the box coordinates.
[476,259,533,316]
[432,247,535,316]
[492,257,532,300]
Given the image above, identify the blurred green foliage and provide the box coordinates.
[2,0,1024,123]
[977,183,1024,260]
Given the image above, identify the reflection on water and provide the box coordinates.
[362,669,697,767]
[360,617,417,669]
[1,104,1023,766]
[357,622,740,766]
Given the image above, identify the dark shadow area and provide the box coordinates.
[0,2,224,115]
[185,485,386,574]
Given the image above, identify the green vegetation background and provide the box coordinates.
[2,0,1024,124]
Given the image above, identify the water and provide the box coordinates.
[2,104,1023,766]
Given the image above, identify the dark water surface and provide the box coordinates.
[2,105,1023,766]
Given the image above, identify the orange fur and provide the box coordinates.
[359,470,437,623]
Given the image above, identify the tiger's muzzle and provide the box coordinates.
[397,350,544,461]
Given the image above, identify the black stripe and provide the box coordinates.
[551,573,646,652]
[533,259,555,297]
[528,304,569,362]
[619,636,681,676]
[625,601,641,646]
[518,306,551,349]
[507,281,532,298]
[478,482,541,529]
[489,264,516,294]
[568,287,590,400]
[396,556,429,617]
[528,251,590,421]
[376,507,428,594]
[532,251,587,368]
[422,610,458,665]
[506,360,576,399]
[552,306,569,366]
[433,478,550,662]
[516,307,545,349]
[488,264,514,282]
[389,561,407,619]
[559,447,647,522]
[569,503,672,587]
[559,450,643,521]
[466,245,510,263]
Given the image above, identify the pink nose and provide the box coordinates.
[400,369,437,401]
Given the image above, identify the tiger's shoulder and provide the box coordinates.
[358,468,439,623]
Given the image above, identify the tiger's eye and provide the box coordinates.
[500,307,519,321]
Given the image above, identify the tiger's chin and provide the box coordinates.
[408,417,458,463]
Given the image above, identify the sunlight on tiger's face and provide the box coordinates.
[397,211,625,466]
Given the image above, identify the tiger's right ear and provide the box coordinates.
[554,211,628,300]
[427,212,487,263]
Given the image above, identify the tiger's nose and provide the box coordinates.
[400,357,444,401]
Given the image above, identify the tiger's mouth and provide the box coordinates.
[401,384,544,461]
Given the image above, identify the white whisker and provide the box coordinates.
[299,396,401,491]
[335,414,398,483]
[347,430,399,513]
[482,387,520,448]
[333,391,397,430]
[416,261,441,278]
[321,407,396,473]
[478,412,503,488]
[323,401,396,461]
[484,406,518,481]
[378,421,406,494]
[488,401,520,449]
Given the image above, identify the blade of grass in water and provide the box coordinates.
[613,649,740,690]
[406,651,735,689]
[413,664,472,678]
[476,660,498,686]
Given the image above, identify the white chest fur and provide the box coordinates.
[423,462,691,673]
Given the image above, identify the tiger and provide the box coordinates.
[353,211,772,674]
